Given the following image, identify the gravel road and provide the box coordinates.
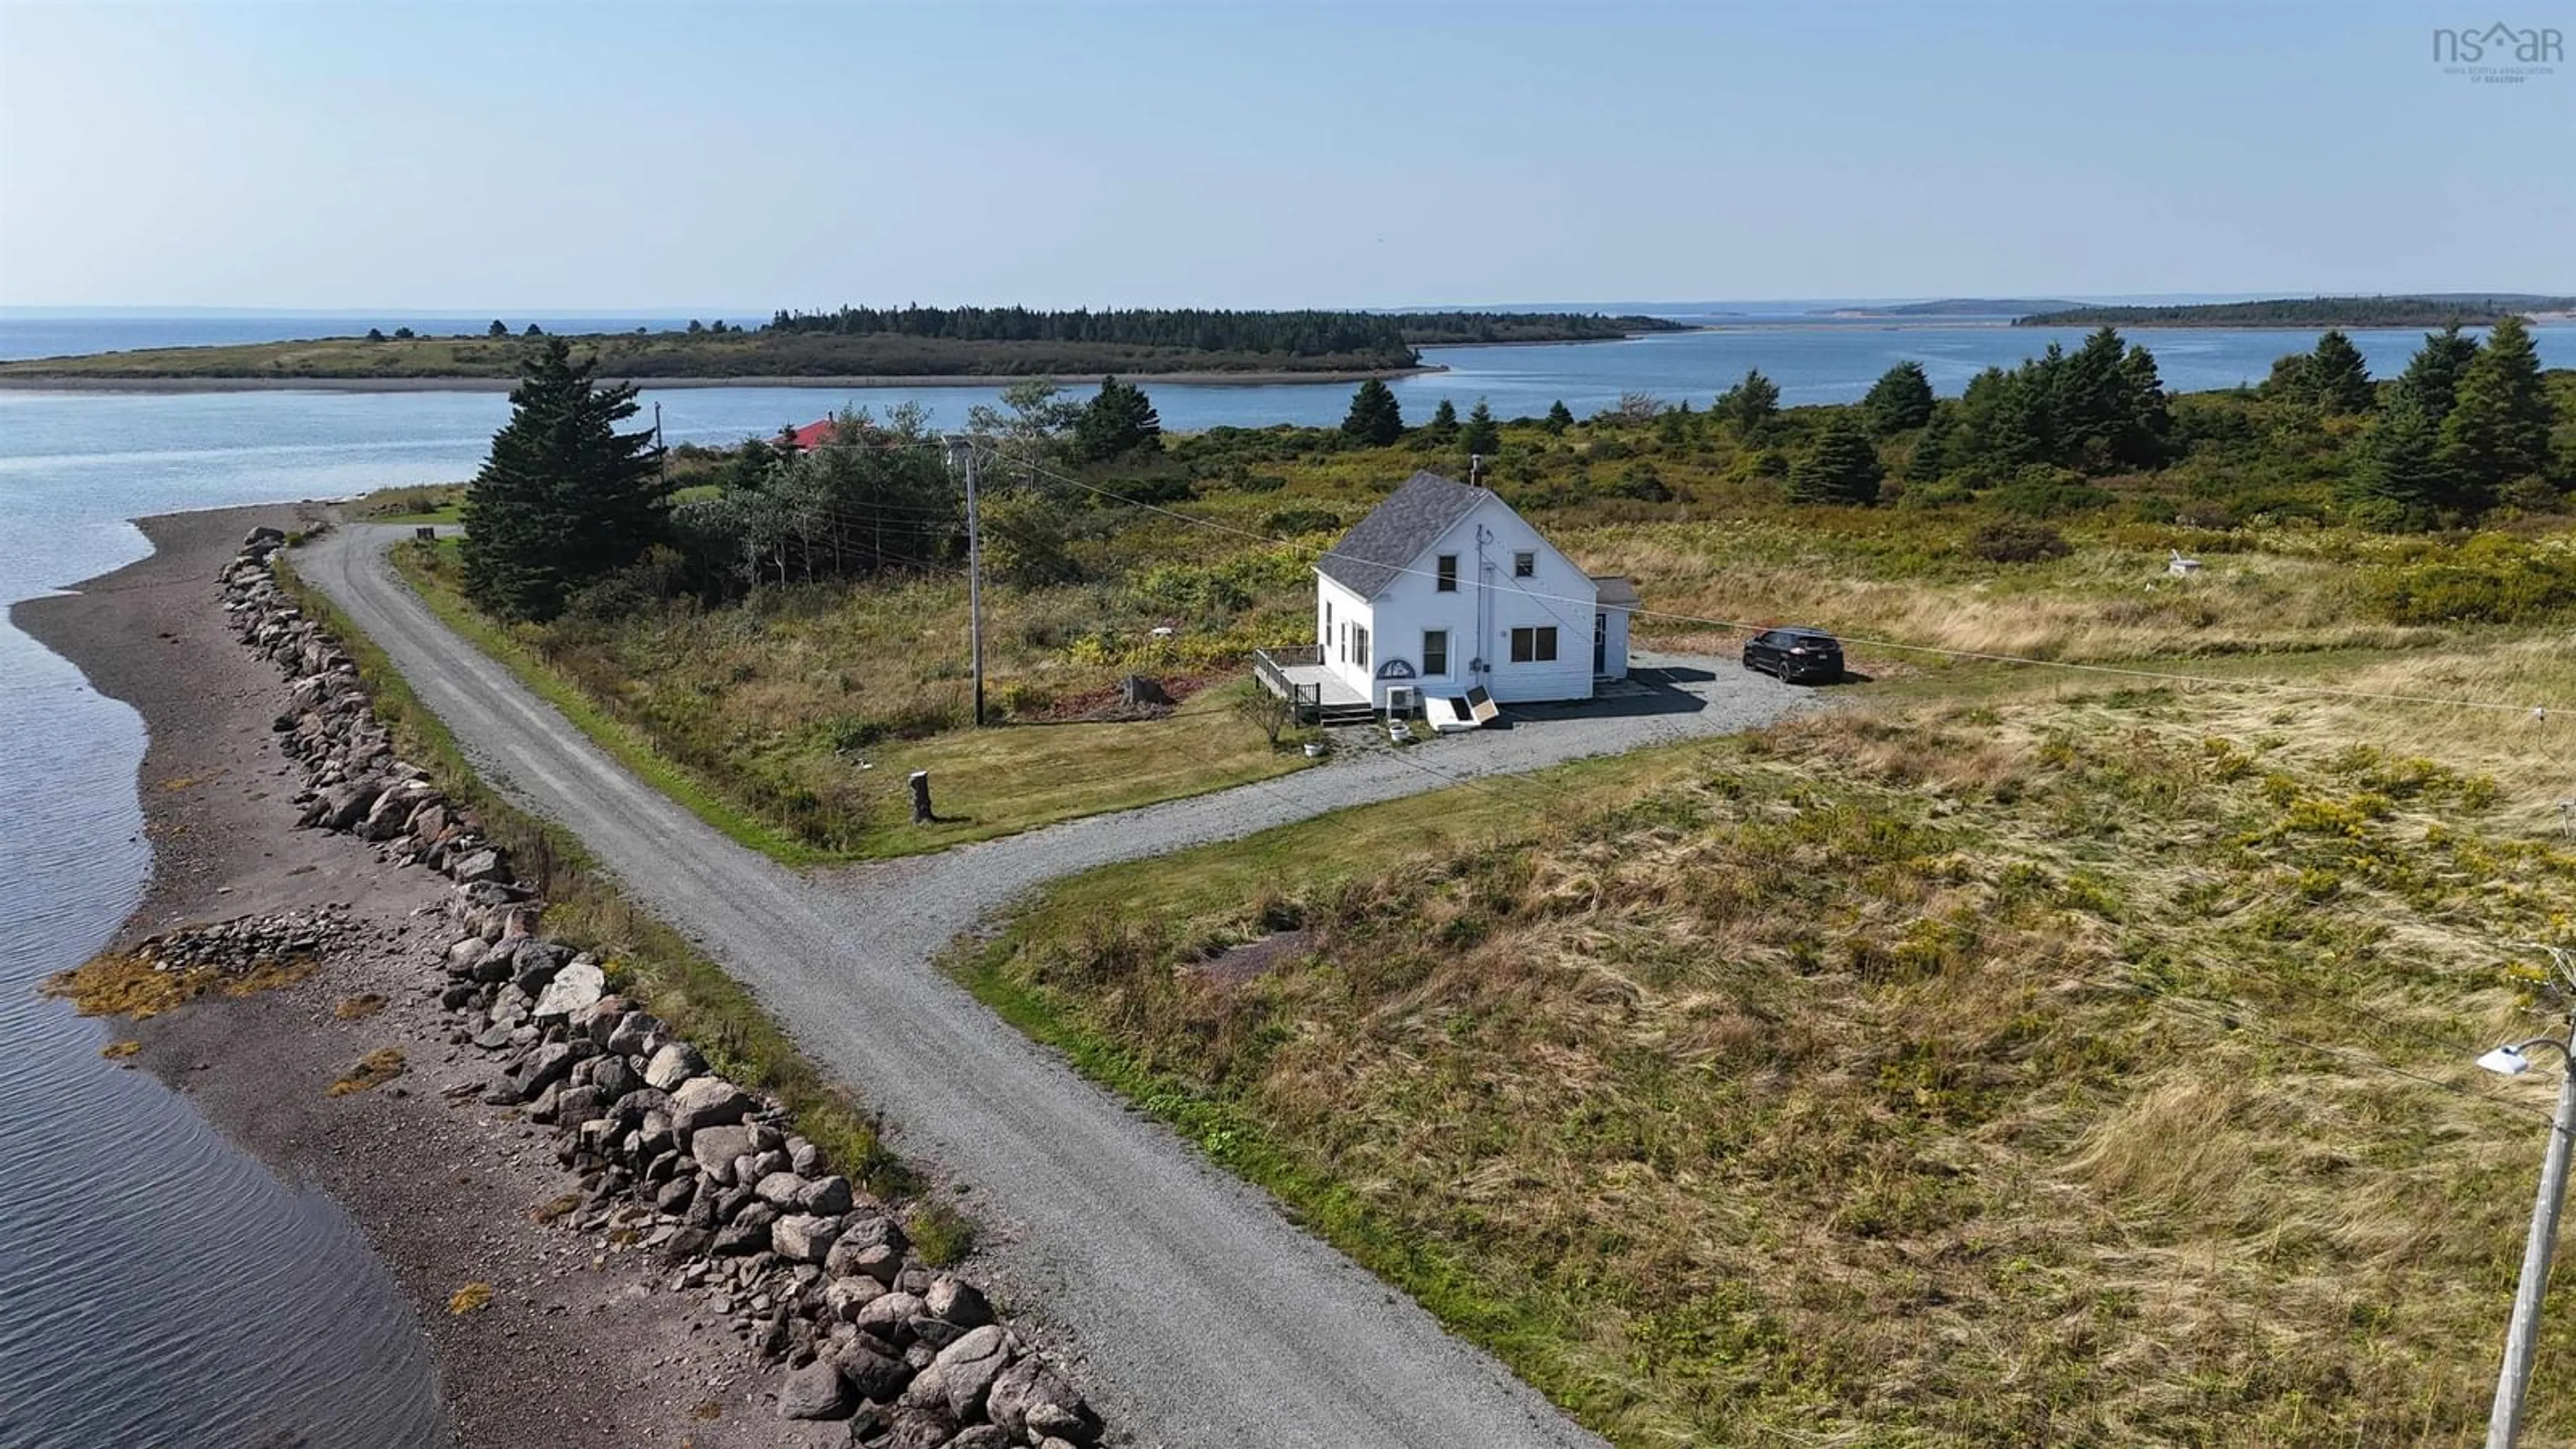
[301,523,1813,1448]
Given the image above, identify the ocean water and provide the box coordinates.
[1,309,2571,1444]
[0,398,447,1447]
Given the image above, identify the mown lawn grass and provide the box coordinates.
[962,667,2576,1447]
[391,535,1315,860]
[275,551,911,1197]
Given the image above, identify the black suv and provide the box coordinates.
[1742,627,1844,684]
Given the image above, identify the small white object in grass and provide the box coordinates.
[1150,625,1175,639]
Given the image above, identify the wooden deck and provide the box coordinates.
[1253,645,1374,724]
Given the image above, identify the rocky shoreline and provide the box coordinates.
[214,525,1105,1449]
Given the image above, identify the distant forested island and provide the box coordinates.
[2016,294,2576,328]
[0,305,1686,384]
[1830,299,2083,318]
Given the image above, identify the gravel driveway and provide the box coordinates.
[303,524,1812,1448]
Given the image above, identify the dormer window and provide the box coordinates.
[1436,555,1458,592]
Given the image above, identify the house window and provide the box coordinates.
[1323,600,1332,647]
[1436,555,1458,592]
[1509,625,1558,663]
[1422,629,1449,677]
[1513,551,1535,578]
[1338,621,1348,663]
[1352,625,1371,670]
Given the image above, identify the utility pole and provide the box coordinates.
[2487,951,2576,1448]
[653,402,669,488]
[951,438,986,727]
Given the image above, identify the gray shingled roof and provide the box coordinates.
[1316,470,1488,598]
[1591,574,1640,608]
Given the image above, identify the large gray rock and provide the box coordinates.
[924,1276,992,1330]
[643,1040,704,1091]
[510,939,574,996]
[800,1175,853,1216]
[714,1202,778,1255]
[755,1171,810,1208]
[934,1325,1013,1422]
[688,1120,753,1163]
[516,1038,595,1095]
[447,846,511,884]
[667,1075,752,1135]
[987,1357,1095,1444]
[443,936,490,978]
[777,1359,853,1421]
[772,1213,841,1264]
[835,1340,912,1402]
[530,959,605,1021]
[946,1428,1012,1449]
[853,1291,925,1347]
[823,1275,887,1322]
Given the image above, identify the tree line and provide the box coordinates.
[2019,296,2572,328]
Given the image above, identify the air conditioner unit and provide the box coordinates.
[1384,686,1416,715]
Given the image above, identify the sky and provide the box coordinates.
[0,0,2569,311]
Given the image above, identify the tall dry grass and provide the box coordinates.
[981,686,2576,1447]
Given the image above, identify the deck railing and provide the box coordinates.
[1252,645,1327,718]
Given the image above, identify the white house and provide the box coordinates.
[1271,470,1635,717]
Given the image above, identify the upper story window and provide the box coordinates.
[1436,555,1458,592]
[1513,551,1535,578]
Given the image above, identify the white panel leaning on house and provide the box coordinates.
[1307,470,1635,711]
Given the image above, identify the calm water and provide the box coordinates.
[0,406,447,1446]
[1,309,2571,1444]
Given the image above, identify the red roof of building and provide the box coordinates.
[786,418,838,451]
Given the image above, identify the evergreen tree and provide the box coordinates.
[1715,368,1780,439]
[1460,398,1501,455]
[2396,323,2479,425]
[2341,396,2448,531]
[487,319,508,337]
[1341,378,1405,445]
[1542,400,1575,434]
[2308,329,2375,413]
[1862,360,1935,433]
[1071,376,1163,462]
[2261,352,2315,403]
[460,339,666,621]
[1907,404,1955,483]
[2114,343,2172,468]
[1424,398,1460,443]
[1786,413,1884,505]
[2438,314,2553,501]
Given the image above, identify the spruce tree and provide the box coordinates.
[1341,378,1404,445]
[2396,323,2479,425]
[1786,413,1884,505]
[1862,360,1935,433]
[460,338,665,621]
[1907,404,1955,483]
[1715,368,1780,439]
[2438,314,2552,502]
[2114,344,2172,468]
[1542,400,1575,435]
[1424,398,1460,443]
[1072,376,1163,462]
[2309,329,2375,413]
[1460,398,1501,455]
[2341,396,2447,531]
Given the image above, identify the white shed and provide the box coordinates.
[1270,471,1633,716]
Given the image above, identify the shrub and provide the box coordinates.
[2359,533,2576,624]
[1966,519,2073,564]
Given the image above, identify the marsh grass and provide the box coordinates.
[969,680,2576,1447]
[327,1046,407,1095]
